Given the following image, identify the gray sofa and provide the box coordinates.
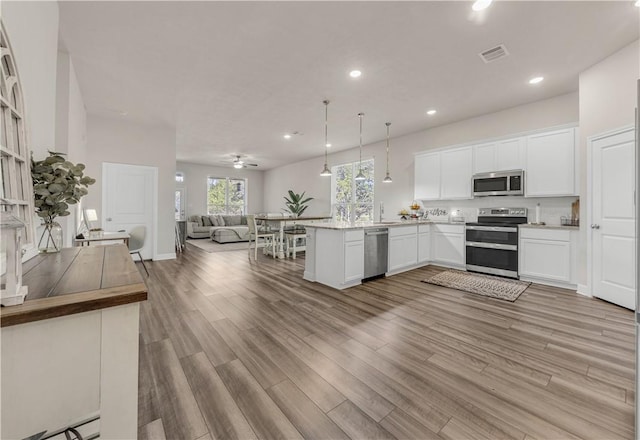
[187,214,250,243]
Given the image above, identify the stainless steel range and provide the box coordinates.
[465,207,528,279]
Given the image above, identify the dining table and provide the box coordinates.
[254,215,332,258]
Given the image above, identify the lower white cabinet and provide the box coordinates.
[344,240,365,282]
[418,224,431,264]
[431,224,465,268]
[388,226,418,273]
[519,227,577,287]
[308,228,364,289]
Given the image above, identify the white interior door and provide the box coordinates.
[592,127,636,309]
[103,163,156,260]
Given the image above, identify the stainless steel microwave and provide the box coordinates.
[472,170,524,197]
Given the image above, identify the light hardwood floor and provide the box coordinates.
[138,244,635,440]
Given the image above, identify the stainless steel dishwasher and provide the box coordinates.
[364,228,388,280]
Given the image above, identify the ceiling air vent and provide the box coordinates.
[479,44,509,63]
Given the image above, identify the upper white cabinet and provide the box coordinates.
[440,146,473,200]
[525,128,576,197]
[415,125,577,201]
[473,137,526,174]
[415,147,472,201]
[414,152,441,200]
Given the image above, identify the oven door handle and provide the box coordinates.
[465,241,518,251]
[465,225,518,232]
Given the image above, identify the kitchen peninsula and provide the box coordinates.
[304,220,466,289]
[1,245,147,440]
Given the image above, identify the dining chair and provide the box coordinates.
[129,225,149,276]
[247,214,275,260]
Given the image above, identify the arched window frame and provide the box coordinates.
[0,21,36,255]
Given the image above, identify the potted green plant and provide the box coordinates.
[31,151,96,253]
[283,190,313,217]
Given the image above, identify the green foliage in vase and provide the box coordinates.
[284,190,313,216]
[31,151,96,223]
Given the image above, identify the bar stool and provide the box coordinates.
[284,228,306,259]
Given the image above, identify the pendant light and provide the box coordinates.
[320,100,332,177]
[354,112,366,181]
[383,122,393,183]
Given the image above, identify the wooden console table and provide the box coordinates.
[1,245,147,440]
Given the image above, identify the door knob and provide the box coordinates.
[106,217,112,222]
[591,224,600,229]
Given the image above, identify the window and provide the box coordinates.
[331,159,374,222]
[175,172,184,183]
[207,177,247,215]
[0,22,35,252]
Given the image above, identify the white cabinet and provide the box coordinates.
[525,128,576,197]
[519,227,577,287]
[303,228,316,281]
[440,146,473,200]
[388,226,418,273]
[418,224,431,264]
[415,147,472,201]
[344,230,365,283]
[414,152,441,200]
[431,224,465,268]
[473,137,525,173]
[310,228,364,289]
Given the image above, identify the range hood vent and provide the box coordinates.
[479,44,509,63]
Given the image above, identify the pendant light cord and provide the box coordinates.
[386,122,391,174]
[358,113,364,172]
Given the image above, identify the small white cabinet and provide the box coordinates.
[414,152,441,200]
[309,228,364,289]
[418,224,431,264]
[473,137,525,173]
[519,227,577,287]
[388,225,418,273]
[525,128,576,197]
[440,146,473,200]
[431,224,465,268]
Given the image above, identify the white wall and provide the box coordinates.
[84,115,176,258]
[55,51,88,246]
[176,161,264,217]
[578,39,639,289]
[263,92,579,219]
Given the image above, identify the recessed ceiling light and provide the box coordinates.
[325,143,332,148]
[529,76,544,85]
[349,70,362,78]
[427,109,437,116]
[472,0,493,11]
[283,134,292,139]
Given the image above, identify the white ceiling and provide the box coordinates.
[58,1,639,170]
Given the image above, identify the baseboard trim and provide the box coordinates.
[577,283,592,297]
[154,253,176,261]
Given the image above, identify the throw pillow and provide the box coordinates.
[223,215,242,226]
[216,215,226,226]
[209,215,219,227]
[202,216,212,227]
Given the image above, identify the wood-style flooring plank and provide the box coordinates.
[216,359,303,439]
[181,352,257,440]
[327,400,397,440]
[138,418,167,440]
[267,379,350,440]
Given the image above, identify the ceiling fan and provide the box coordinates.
[232,155,258,169]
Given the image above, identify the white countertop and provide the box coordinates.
[305,220,464,230]
[519,223,579,231]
